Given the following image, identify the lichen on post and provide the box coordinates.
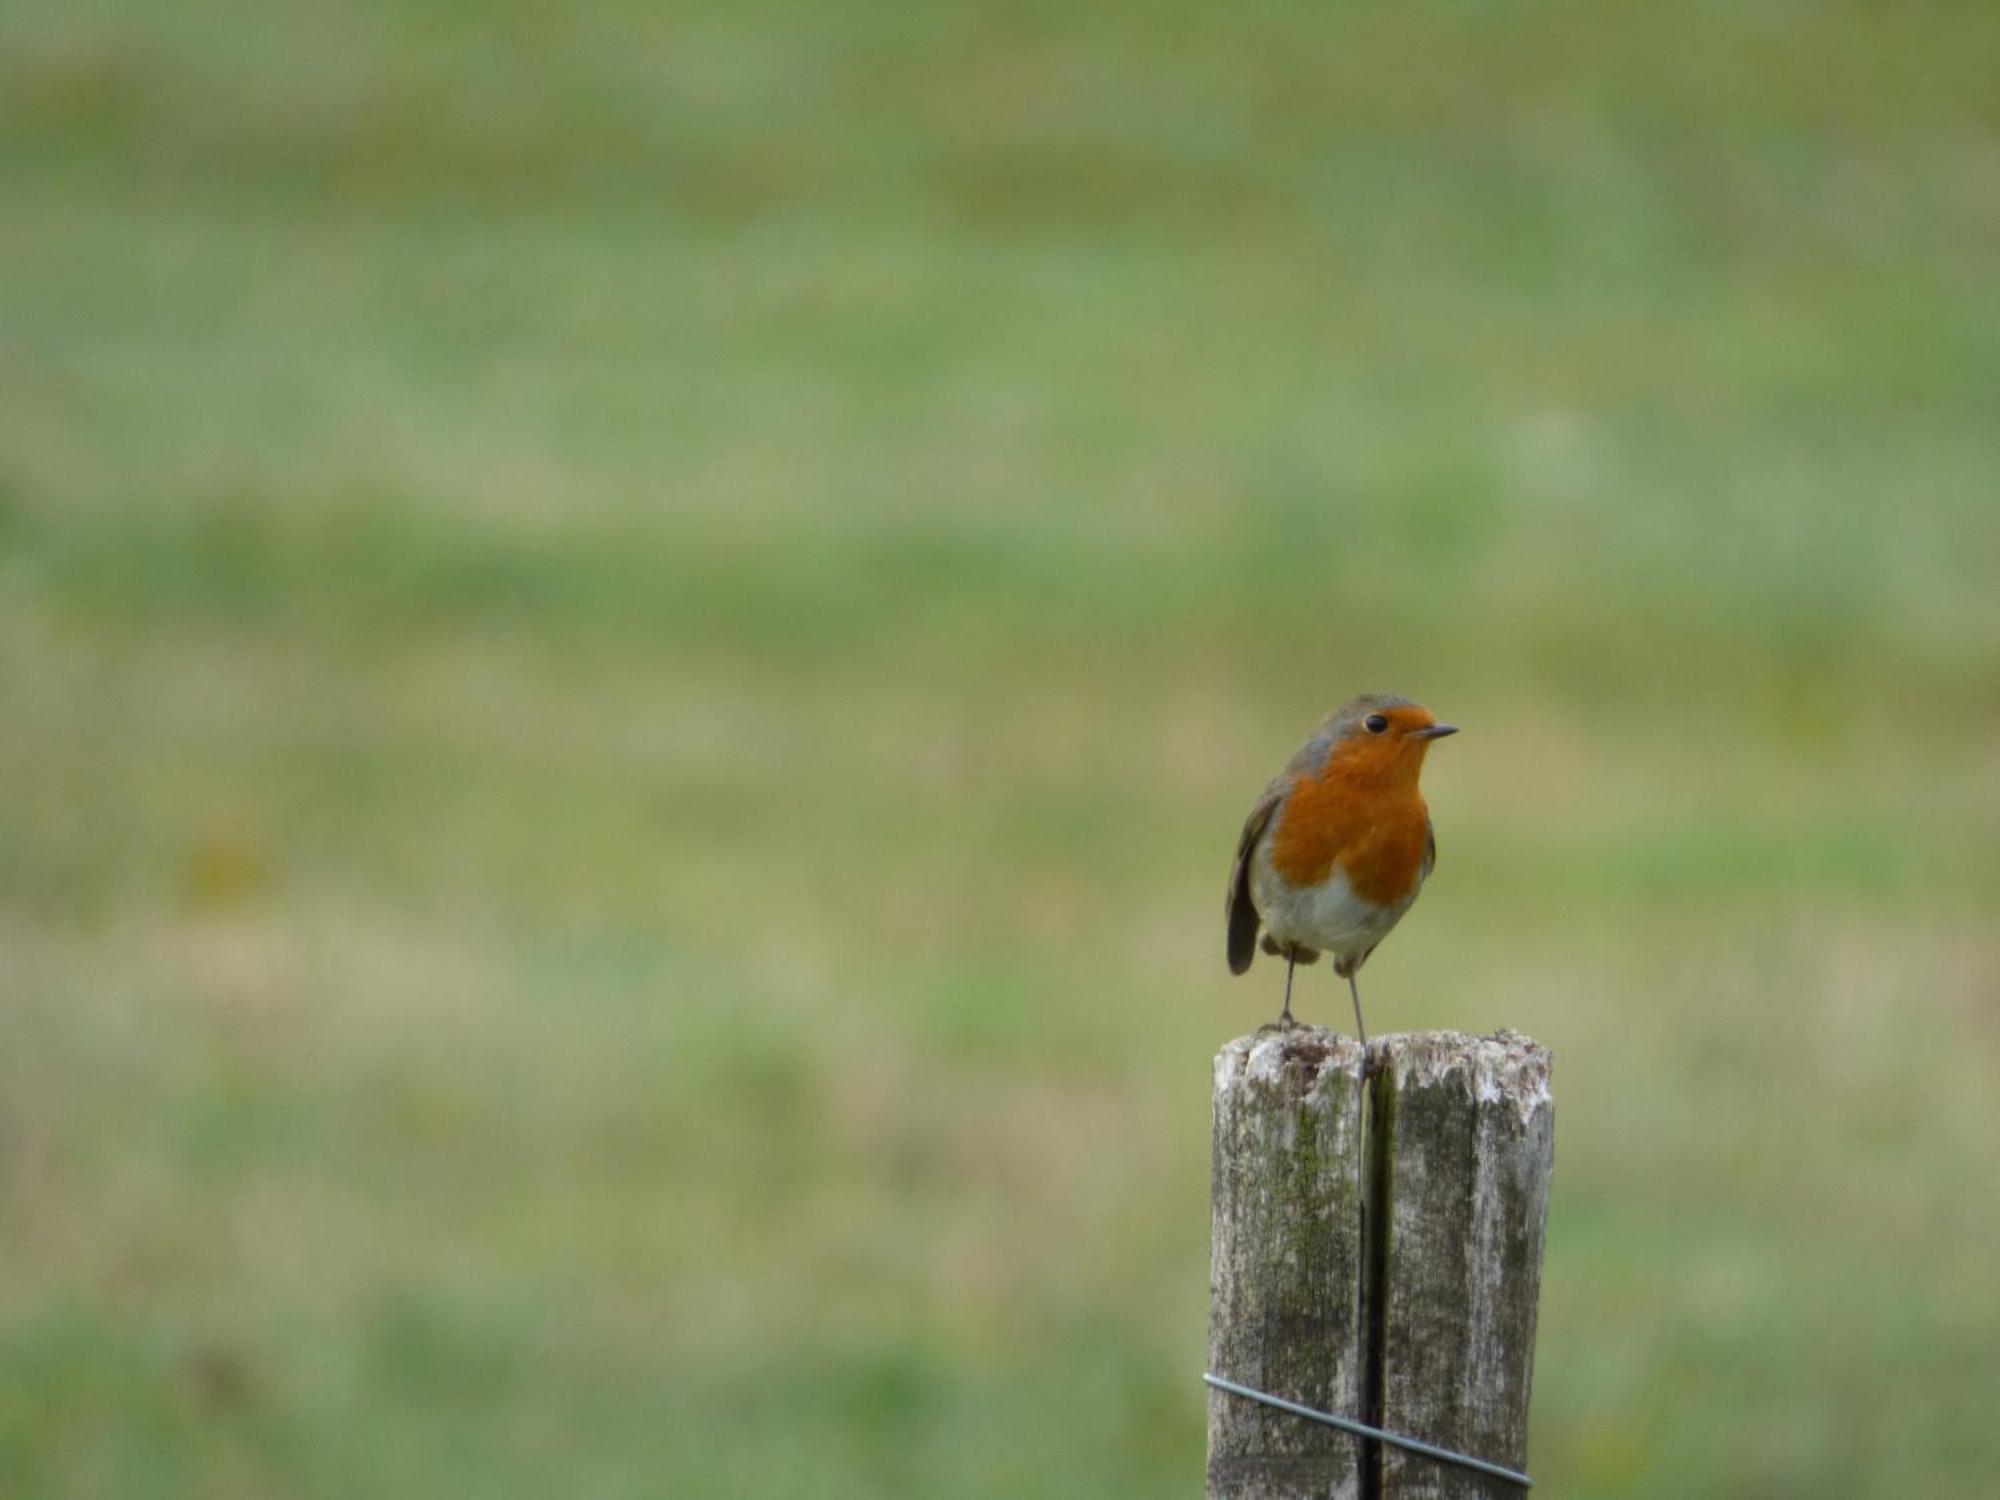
[1207,1027,1369,1500]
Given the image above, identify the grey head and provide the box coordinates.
[1287,693,1419,774]
[1324,693,1419,738]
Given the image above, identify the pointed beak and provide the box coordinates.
[1412,723,1459,740]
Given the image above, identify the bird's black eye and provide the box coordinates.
[1364,713,1389,734]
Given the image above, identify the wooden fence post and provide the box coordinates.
[1207,1029,1554,1500]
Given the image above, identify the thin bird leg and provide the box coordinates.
[1256,953,1300,1035]
[1347,971,1368,1050]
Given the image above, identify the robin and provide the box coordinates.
[1225,694,1457,1040]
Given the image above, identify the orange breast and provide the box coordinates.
[1269,771,1429,906]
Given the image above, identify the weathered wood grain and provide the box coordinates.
[1207,1029,1553,1500]
[1369,1030,1554,1499]
[1208,1027,1369,1500]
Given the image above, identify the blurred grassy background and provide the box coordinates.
[3,0,1998,1495]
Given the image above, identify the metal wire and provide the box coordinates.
[1202,1372,1533,1489]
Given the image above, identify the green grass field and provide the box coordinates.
[3,1,1998,1494]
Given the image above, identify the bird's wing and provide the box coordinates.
[1422,814,1437,881]
[1225,780,1285,976]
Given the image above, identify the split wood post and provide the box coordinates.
[1207,1028,1554,1500]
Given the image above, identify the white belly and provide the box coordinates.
[1249,835,1414,962]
